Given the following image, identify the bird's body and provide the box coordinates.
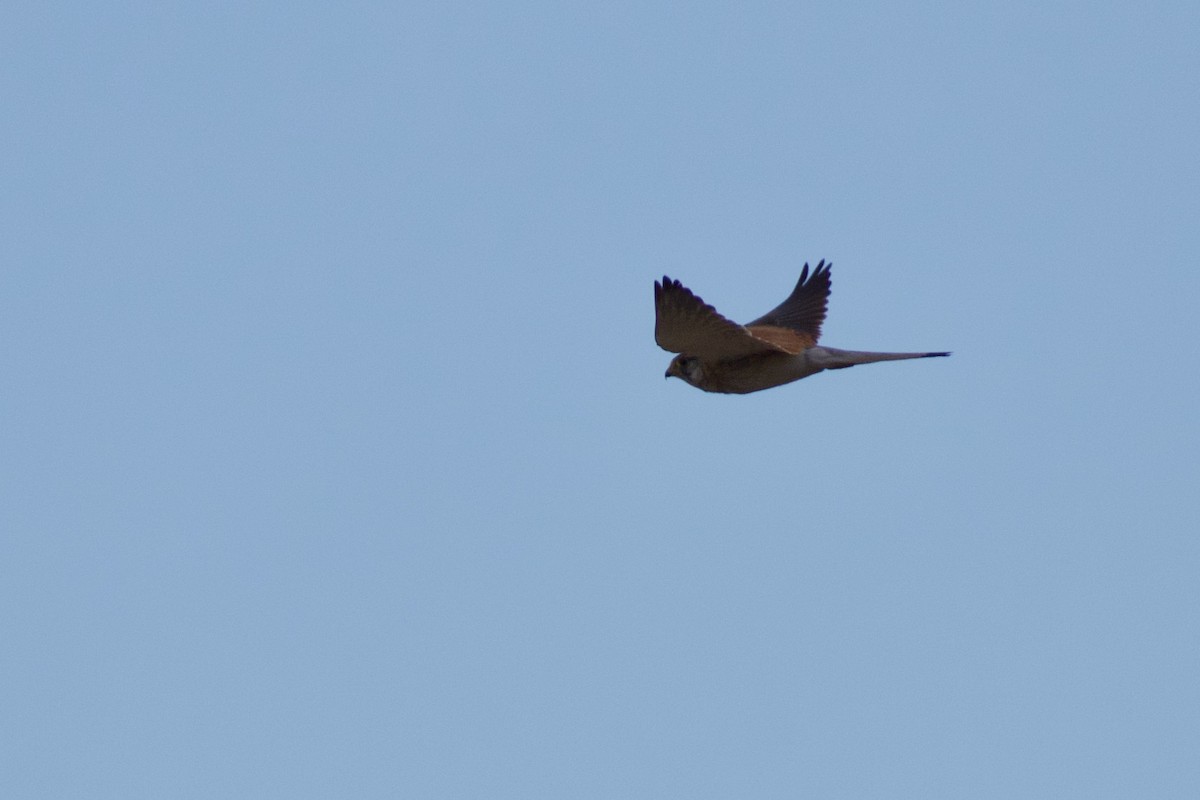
[655,262,948,394]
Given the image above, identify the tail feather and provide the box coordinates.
[811,347,950,371]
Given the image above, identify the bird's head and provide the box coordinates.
[665,355,702,386]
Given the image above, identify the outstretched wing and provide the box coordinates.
[744,260,832,348]
[655,277,789,360]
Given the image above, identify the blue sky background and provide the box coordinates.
[3,2,1199,797]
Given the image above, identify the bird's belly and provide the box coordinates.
[703,351,821,394]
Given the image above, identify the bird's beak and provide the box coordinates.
[664,369,672,379]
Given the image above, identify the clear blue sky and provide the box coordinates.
[4,3,1198,797]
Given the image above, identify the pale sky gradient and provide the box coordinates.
[3,3,1199,798]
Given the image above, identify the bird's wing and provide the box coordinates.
[655,277,789,360]
[742,324,816,353]
[744,260,832,348]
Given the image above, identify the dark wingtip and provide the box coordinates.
[927,352,951,357]
[796,259,832,288]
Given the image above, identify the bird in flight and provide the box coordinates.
[655,261,948,394]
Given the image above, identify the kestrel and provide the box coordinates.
[655,261,948,394]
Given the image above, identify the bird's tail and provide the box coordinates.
[809,346,950,371]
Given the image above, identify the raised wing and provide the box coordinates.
[744,260,832,348]
[655,277,790,360]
